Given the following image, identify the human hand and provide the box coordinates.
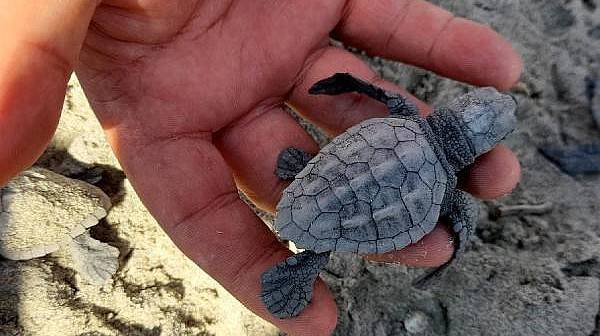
[0,1,522,335]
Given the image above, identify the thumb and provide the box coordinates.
[0,1,99,185]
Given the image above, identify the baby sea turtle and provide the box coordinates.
[0,167,118,285]
[261,73,518,318]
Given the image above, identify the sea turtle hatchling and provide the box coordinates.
[260,73,518,319]
[0,167,118,285]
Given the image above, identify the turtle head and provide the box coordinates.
[427,88,517,171]
[449,87,518,157]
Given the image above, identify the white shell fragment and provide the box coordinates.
[0,167,111,260]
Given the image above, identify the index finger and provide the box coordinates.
[335,0,523,90]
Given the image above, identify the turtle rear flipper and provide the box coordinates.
[261,250,330,318]
[413,190,478,289]
[308,73,418,117]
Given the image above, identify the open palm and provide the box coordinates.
[1,1,522,334]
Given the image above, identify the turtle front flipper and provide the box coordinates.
[261,250,331,318]
[413,190,478,289]
[308,73,418,117]
[276,147,314,180]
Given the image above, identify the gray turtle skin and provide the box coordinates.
[261,73,518,319]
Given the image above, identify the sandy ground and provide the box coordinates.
[1,0,600,335]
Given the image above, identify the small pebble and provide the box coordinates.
[404,311,429,334]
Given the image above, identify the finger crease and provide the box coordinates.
[24,40,73,76]
[425,15,456,68]
[289,47,330,101]
[216,98,283,136]
[230,239,286,291]
[381,0,415,54]
[336,0,360,35]
[168,189,241,232]
[137,128,214,149]
[195,0,236,38]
